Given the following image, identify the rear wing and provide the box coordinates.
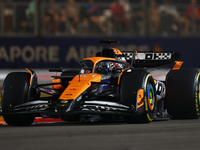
[121,51,182,68]
[99,41,182,68]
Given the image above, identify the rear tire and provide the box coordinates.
[1,72,35,126]
[165,69,200,119]
[120,69,156,123]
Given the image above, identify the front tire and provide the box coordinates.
[1,72,35,126]
[120,69,156,123]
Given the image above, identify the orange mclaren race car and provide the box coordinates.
[0,40,200,126]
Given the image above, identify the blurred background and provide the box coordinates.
[1,0,198,36]
[0,0,200,69]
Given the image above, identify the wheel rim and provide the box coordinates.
[147,84,155,110]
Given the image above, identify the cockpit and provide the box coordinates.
[80,58,127,76]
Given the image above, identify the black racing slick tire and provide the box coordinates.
[165,69,200,119]
[1,72,35,126]
[120,69,156,123]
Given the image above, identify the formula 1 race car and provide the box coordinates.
[1,40,200,126]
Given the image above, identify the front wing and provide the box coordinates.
[0,100,137,117]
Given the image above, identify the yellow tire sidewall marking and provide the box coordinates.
[195,73,200,116]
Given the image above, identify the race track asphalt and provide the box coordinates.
[0,118,200,150]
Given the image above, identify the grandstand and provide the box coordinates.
[0,0,199,37]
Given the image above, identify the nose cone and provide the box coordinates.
[59,74,101,100]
